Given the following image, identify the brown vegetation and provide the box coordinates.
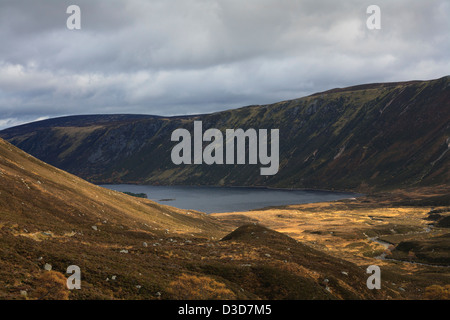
[167,274,236,300]
[31,271,70,300]
[424,285,450,300]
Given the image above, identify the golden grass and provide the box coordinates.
[212,200,434,266]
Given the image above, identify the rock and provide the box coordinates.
[437,216,450,228]
[44,263,52,271]
[111,275,117,280]
[143,242,148,247]
[20,290,28,298]
[91,225,98,231]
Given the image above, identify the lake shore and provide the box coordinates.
[99,184,359,214]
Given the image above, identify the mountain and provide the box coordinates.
[0,137,393,299]
[1,76,449,192]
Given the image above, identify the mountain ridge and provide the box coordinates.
[1,76,449,192]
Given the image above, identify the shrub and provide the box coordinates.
[32,271,70,300]
[167,273,236,300]
[424,285,450,300]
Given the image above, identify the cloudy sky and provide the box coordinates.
[0,0,449,129]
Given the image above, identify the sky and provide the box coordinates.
[0,0,449,129]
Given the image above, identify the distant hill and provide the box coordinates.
[1,76,449,192]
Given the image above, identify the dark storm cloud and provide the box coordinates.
[0,0,449,129]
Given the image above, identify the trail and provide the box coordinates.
[363,233,450,269]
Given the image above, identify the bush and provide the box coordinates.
[123,192,147,198]
[167,273,236,300]
[32,271,70,300]
[424,285,450,300]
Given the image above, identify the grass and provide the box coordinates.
[213,190,450,298]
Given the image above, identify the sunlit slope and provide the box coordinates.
[0,138,224,237]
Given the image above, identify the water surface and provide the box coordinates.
[100,184,358,214]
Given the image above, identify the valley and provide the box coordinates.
[1,136,448,300]
[0,137,394,300]
[0,77,449,300]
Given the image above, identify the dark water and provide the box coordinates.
[100,184,359,214]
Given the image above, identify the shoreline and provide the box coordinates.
[97,182,363,196]
[98,183,362,214]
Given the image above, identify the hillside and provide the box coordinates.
[1,137,400,300]
[1,76,449,192]
[0,137,224,238]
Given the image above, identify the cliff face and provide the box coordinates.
[1,76,449,191]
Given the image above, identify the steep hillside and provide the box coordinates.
[1,76,449,192]
[0,137,224,238]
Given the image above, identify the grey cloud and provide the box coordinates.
[0,0,449,129]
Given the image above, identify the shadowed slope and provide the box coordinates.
[1,76,449,192]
